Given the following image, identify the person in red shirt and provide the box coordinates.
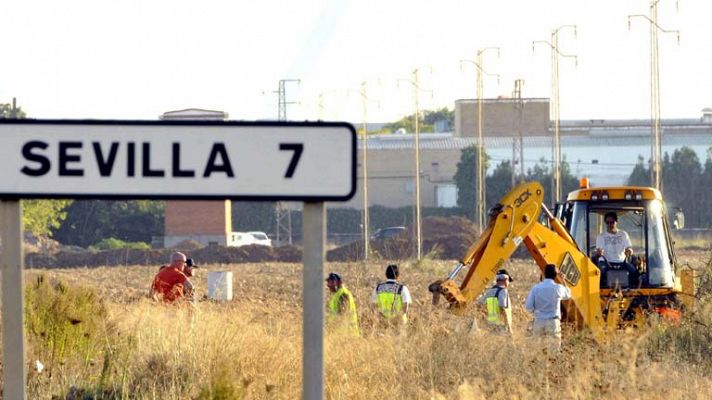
[151,252,194,303]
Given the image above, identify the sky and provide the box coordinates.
[1,0,710,123]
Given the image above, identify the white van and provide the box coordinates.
[245,231,272,247]
[229,231,272,247]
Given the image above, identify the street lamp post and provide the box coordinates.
[533,26,577,205]
[460,47,499,233]
[629,0,680,191]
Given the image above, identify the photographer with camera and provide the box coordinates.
[150,252,199,304]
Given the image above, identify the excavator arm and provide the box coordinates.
[429,181,605,340]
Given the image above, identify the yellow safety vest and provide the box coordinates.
[485,287,504,325]
[327,286,359,336]
[375,281,406,322]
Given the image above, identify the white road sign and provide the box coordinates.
[0,120,356,201]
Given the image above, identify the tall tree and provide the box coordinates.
[526,158,553,203]
[627,146,708,228]
[455,149,580,218]
[627,155,651,186]
[382,107,453,134]
[52,200,164,247]
[422,107,454,126]
[453,145,489,220]
[22,200,73,238]
[232,201,277,234]
[0,101,26,119]
[525,157,579,205]
[663,147,702,227]
[485,160,514,207]
[2,101,72,237]
[560,158,581,196]
[700,148,712,227]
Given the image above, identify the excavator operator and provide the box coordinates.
[594,211,639,288]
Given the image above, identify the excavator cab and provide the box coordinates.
[559,187,677,290]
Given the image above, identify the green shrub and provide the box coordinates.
[196,367,245,400]
[645,252,712,369]
[91,237,151,251]
[25,275,109,370]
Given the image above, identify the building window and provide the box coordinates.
[435,184,458,208]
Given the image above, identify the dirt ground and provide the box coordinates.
[30,249,711,324]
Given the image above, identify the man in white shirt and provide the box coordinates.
[594,211,640,287]
[595,212,633,263]
[525,264,571,350]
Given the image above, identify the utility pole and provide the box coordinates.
[275,79,300,246]
[629,1,680,191]
[360,82,370,261]
[534,25,577,205]
[460,47,499,233]
[512,79,525,188]
[398,68,432,260]
[413,69,422,261]
[11,97,18,119]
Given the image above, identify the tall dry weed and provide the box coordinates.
[22,252,712,399]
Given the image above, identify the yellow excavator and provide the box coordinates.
[429,180,694,341]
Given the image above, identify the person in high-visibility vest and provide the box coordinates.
[372,264,411,325]
[325,272,360,337]
[478,269,513,335]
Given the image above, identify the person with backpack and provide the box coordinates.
[478,269,513,335]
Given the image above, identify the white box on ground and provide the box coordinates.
[207,271,233,301]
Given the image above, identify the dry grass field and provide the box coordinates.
[10,249,712,399]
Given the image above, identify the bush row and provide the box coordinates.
[233,202,469,234]
[26,216,483,268]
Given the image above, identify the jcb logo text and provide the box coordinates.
[513,189,532,208]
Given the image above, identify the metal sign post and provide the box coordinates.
[1,200,26,400]
[302,202,325,399]
[0,120,355,399]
